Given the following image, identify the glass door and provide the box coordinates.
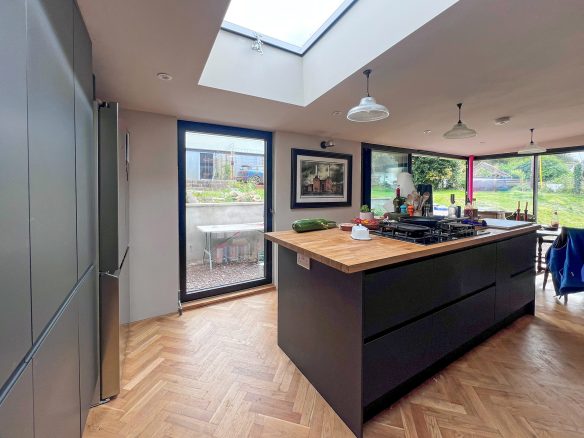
[178,121,272,301]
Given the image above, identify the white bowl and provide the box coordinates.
[351,224,370,240]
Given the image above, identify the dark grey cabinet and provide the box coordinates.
[1,0,97,436]
[78,268,100,425]
[0,0,32,386]
[364,244,496,339]
[496,234,536,321]
[363,259,435,338]
[364,316,433,405]
[33,297,81,438]
[430,286,496,362]
[0,366,34,438]
[28,0,78,339]
[74,2,96,278]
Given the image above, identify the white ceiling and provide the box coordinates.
[78,0,584,156]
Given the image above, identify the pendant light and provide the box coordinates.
[347,69,389,122]
[518,128,546,154]
[443,103,477,139]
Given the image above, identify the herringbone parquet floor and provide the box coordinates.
[84,276,584,438]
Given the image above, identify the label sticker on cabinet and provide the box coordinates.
[297,253,311,270]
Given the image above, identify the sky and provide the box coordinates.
[224,0,346,47]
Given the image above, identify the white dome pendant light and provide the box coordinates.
[347,69,389,122]
[443,102,477,139]
[518,128,546,154]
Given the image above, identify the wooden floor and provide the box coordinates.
[84,276,584,438]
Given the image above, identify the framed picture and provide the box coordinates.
[291,148,352,209]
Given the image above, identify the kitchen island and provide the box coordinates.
[265,225,539,438]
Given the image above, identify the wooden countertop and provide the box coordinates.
[265,224,540,273]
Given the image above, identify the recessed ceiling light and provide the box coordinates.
[156,72,173,81]
[423,130,432,135]
[494,116,511,126]
[331,111,342,117]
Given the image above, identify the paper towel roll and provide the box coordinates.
[397,172,415,196]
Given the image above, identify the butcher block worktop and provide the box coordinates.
[265,224,540,273]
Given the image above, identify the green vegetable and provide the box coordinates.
[360,205,370,213]
[292,218,337,233]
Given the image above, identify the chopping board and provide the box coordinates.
[484,218,532,229]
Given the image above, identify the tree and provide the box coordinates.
[412,156,464,190]
[574,162,583,194]
[540,155,569,181]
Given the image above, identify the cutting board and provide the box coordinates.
[484,218,532,229]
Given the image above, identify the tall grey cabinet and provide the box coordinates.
[0,0,99,437]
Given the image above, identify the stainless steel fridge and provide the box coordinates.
[98,102,130,400]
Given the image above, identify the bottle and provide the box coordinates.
[448,194,457,218]
[464,196,473,218]
[392,186,402,213]
[471,197,478,220]
[551,210,559,228]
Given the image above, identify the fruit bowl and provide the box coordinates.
[353,218,379,230]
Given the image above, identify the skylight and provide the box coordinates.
[222,0,356,54]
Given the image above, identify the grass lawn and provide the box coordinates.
[371,185,584,227]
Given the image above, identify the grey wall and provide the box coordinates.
[0,1,98,437]
[121,109,179,322]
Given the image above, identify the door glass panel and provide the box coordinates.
[184,131,267,293]
[370,150,408,215]
[473,157,533,217]
[535,151,584,227]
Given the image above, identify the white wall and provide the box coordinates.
[121,109,179,322]
[272,132,361,285]
[120,110,362,321]
[273,132,361,231]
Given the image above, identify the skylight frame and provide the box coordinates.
[221,0,358,56]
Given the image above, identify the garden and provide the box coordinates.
[371,153,584,228]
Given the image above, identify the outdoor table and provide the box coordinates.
[537,227,561,273]
[197,223,264,270]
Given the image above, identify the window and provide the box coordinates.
[472,157,534,217]
[199,153,214,180]
[179,123,273,302]
[222,0,355,54]
[412,155,467,215]
[369,149,408,215]
[535,151,584,227]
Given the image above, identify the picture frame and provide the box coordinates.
[291,148,352,209]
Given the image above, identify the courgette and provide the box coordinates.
[292,218,337,233]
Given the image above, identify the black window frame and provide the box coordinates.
[178,120,273,302]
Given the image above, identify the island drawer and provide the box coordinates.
[363,315,433,406]
[429,286,496,362]
[497,233,536,277]
[363,243,496,338]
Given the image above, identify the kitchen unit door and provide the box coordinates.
[0,0,32,387]
[27,0,78,339]
[33,295,81,438]
[0,366,34,438]
[74,1,96,278]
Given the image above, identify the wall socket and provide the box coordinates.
[297,253,311,270]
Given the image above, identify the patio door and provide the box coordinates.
[178,121,272,302]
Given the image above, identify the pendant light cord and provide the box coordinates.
[457,102,463,123]
[530,128,535,144]
[363,69,372,97]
